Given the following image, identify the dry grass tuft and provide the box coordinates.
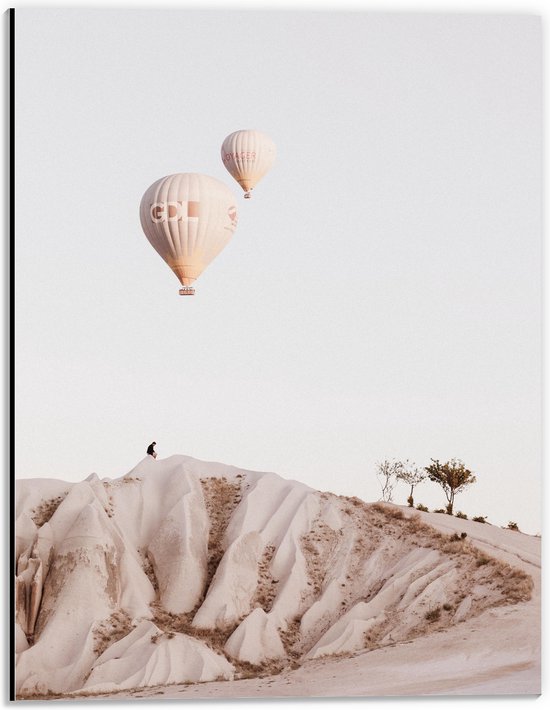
[92,610,133,657]
[279,617,302,663]
[231,656,288,680]
[370,502,403,519]
[150,601,236,656]
[486,559,534,603]
[402,512,445,542]
[30,495,67,527]
[16,689,65,700]
[425,607,441,622]
[200,477,243,591]
[252,544,278,612]
[300,517,345,602]
[138,548,159,592]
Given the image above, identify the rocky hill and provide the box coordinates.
[15,455,533,698]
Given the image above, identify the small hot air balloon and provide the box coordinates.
[140,173,238,295]
[221,129,276,199]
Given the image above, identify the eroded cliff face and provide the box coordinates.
[15,455,532,697]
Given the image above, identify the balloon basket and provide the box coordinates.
[179,286,195,296]
[244,192,252,199]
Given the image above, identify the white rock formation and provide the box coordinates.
[192,531,264,629]
[14,455,533,697]
[224,608,286,664]
[83,621,234,692]
[148,474,209,614]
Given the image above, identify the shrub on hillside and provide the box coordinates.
[472,516,487,524]
[396,461,427,508]
[416,503,429,512]
[455,511,468,519]
[425,607,441,622]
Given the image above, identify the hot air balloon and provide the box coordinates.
[140,173,238,295]
[221,129,276,199]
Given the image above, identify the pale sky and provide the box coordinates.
[14,8,541,534]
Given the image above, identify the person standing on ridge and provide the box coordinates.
[147,441,157,459]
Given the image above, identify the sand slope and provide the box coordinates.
[15,455,539,698]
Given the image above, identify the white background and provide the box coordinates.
[3,0,547,706]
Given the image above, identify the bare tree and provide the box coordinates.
[375,459,403,502]
[396,460,427,507]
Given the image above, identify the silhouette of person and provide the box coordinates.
[147,441,157,459]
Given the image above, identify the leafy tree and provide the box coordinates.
[375,459,403,502]
[396,460,426,507]
[425,458,476,515]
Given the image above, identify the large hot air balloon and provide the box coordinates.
[221,129,276,199]
[140,173,238,295]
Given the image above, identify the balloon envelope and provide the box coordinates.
[221,129,276,198]
[140,173,238,294]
